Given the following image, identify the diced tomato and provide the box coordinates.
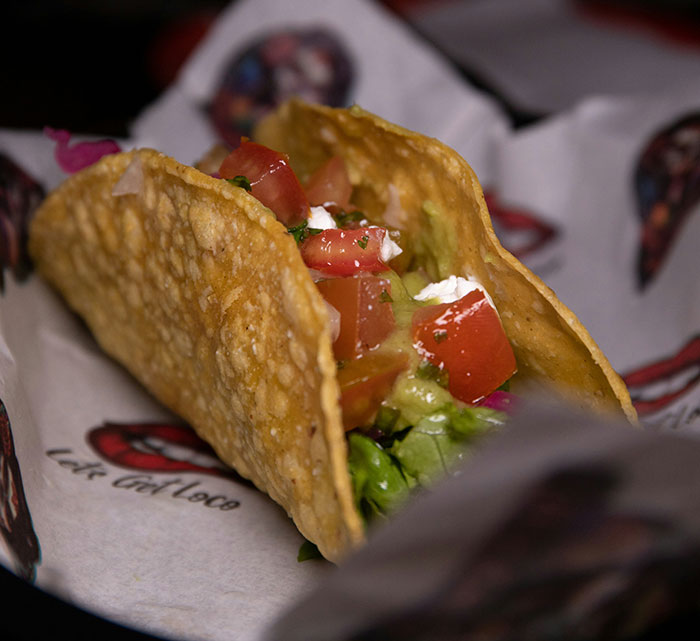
[337,352,408,430]
[304,156,353,213]
[412,289,516,404]
[300,227,388,276]
[218,140,309,226]
[316,276,395,360]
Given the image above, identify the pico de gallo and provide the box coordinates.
[219,141,518,524]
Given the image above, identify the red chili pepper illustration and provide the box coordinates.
[0,153,45,291]
[622,335,700,416]
[87,422,251,486]
[0,399,41,581]
[484,191,558,259]
[634,114,700,289]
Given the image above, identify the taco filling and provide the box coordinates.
[216,140,521,523]
[30,99,636,562]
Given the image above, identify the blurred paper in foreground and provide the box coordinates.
[265,401,700,641]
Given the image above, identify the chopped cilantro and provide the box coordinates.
[374,406,401,432]
[357,235,369,249]
[433,329,448,343]
[416,360,449,389]
[297,540,323,562]
[288,221,308,243]
[497,379,511,392]
[333,210,365,228]
[226,175,251,191]
[379,289,393,303]
[288,221,323,244]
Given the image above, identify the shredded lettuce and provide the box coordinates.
[392,404,505,486]
[347,432,411,521]
[348,403,507,525]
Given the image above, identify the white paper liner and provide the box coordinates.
[1,1,699,639]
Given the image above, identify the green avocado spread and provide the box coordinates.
[346,266,508,525]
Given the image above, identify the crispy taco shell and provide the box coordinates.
[29,100,635,562]
[29,149,361,560]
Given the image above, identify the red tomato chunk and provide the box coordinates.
[412,289,516,404]
[300,228,388,276]
[337,352,409,431]
[316,276,395,361]
[304,156,353,213]
[219,140,309,226]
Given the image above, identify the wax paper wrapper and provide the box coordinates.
[1,0,700,640]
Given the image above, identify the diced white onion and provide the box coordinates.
[307,268,328,282]
[324,300,341,342]
[112,156,144,196]
[379,231,403,263]
[382,183,407,229]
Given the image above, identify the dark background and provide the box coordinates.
[1,0,229,137]
[2,0,700,639]
[4,0,700,136]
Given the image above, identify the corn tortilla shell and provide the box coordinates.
[29,149,363,561]
[29,100,636,563]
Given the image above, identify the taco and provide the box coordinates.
[28,99,636,562]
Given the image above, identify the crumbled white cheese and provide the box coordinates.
[377,230,403,263]
[307,206,337,230]
[415,275,495,308]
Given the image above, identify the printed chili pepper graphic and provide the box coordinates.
[634,113,700,289]
[209,27,354,147]
[0,152,46,292]
[622,334,700,417]
[484,191,558,259]
[87,422,253,486]
[0,399,41,581]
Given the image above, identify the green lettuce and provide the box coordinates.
[348,404,506,524]
[391,404,506,486]
[347,432,411,521]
